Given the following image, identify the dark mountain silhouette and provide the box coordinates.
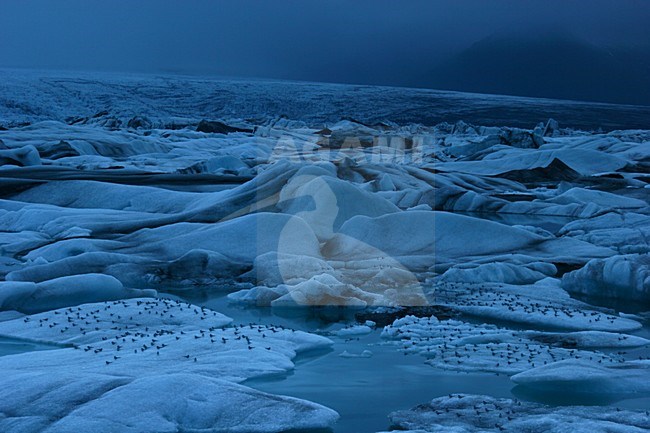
[426,30,650,106]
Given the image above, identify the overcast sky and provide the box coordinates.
[1,1,649,86]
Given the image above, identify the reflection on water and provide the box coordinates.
[571,292,650,316]
[247,331,515,433]
[173,293,650,433]
[512,385,629,406]
[0,336,60,357]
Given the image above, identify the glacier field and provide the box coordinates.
[0,69,649,432]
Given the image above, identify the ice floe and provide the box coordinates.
[0,298,338,432]
[511,359,650,396]
[434,280,642,332]
[380,394,650,433]
[562,254,650,301]
[381,315,626,375]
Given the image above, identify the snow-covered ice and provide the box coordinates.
[562,254,650,301]
[0,298,338,432]
[381,315,628,375]
[0,273,155,313]
[380,394,650,433]
[511,359,650,396]
[1,69,649,432]
[433,280,642,332]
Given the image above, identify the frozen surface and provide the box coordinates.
[2,103,648,309]
[511,359,650,396]
[0,299,338,432]
[0,274,155,313]
[3,69,650,130]
[381,315,627,375]
[562,254,650,301]
[433,280,642,332]
[0,372,338,433]
[381,394,650,433]
[1,69,650,431]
